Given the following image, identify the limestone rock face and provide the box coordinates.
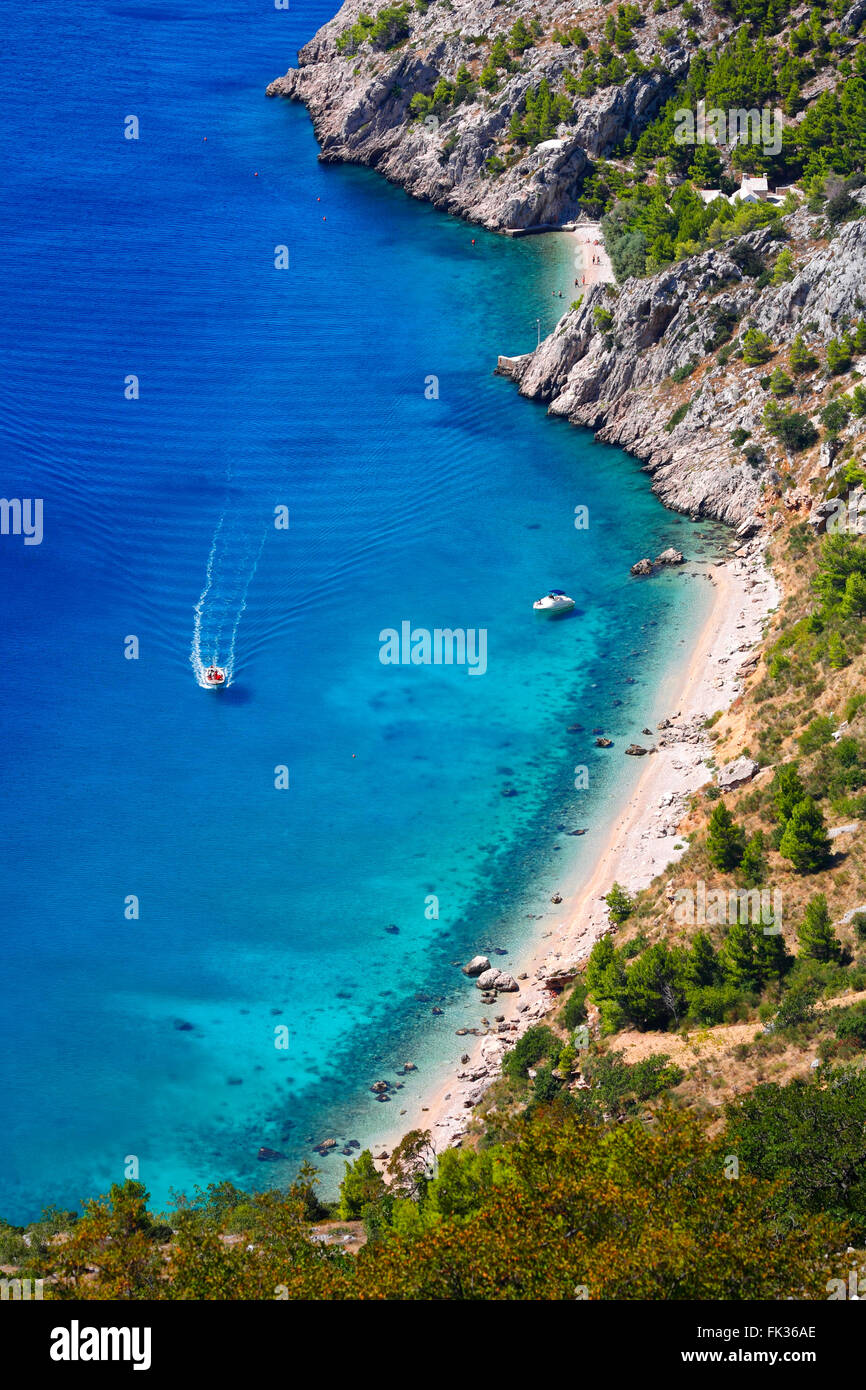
[501,217,866,528]
[267,0,690,231]
[267,5,866,532]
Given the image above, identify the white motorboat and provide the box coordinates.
[533,589,575,616]
[203,665,227,687]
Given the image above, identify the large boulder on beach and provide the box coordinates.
[476,968,502,991]
[717,757,759,790]
[630,558,653,576]
[462,955,491,977]
[656,547,685,565]
[495,973,519,992]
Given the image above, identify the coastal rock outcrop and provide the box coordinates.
[630,558,654,576]
[267,1,692,232]
[476,968,502,990]
[500,217,866,528]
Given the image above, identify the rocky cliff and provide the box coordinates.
[269,1,866,533]
[267,0,702,231]
[499,212,866,528]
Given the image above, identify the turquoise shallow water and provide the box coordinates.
[0,0,719,1220]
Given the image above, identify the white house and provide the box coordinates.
[730,175,769,204]
[695,175,776,207]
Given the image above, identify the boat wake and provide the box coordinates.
[190,510,268,688]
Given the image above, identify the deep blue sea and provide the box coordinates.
[0,0,720,1221]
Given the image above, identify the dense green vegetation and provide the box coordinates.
[584,919,795,1031]
[584,18,866,276]
[757,534,866,767]
[9,1095,854,1299]
[726,1067,866,1237]
[336,3,411,54]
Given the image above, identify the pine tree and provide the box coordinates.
[797,892,841,962]
[842,572,866,618]
[851,384,866,418]
[586,935,616,994]
[740,830,767,887]
[741,329,773,366]
[779,797,831,874]
[722,920,758,991]
[339,1150,386,1219]
[769,368,794,397]
[706,801,746,871]
[755,923,787,983]
[772,763,806,825]
[771,249,794,285]
[789,333,818,375]
[605,882,634,925]
[686,931,720,990]
[827,337,853,375]
[827,630,849,669]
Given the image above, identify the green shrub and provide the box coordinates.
[502,1024,561,1080]
[779,798,831,874]
[605,882,635,925]
[665,401,690,432]
[671,359,697,383]
[563,981,588,1031]
[741,328,773,366]
[762,403,819,452]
